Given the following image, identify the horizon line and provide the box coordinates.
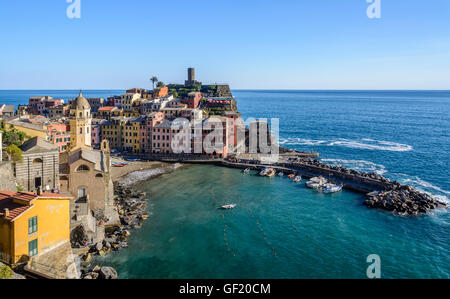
[1,89,450,92]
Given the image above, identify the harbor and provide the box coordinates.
[120,148,447,216]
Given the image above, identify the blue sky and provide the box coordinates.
[0,0,449,90]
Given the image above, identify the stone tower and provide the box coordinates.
[69,91,92,150]
[188,67,195,82]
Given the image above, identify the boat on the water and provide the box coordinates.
[243,168,251,174]
[288,174,295,179]
[266,169,276,177]
[306,176,327,189]
[221,204,237,210]
[293,176,302,183]
[323,184,343,194]
[278,172,284,177]
[259,168,269,176]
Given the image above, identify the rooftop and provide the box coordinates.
[0,191,72,222]
[20,137,59,154]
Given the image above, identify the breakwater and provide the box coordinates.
[125,152,446,216]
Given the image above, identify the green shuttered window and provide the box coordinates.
[28,216,38,234]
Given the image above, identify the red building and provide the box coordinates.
[181,92,202,109]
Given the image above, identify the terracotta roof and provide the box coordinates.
[0,191,72,222]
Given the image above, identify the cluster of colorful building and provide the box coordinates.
[0,68,249,278]
[2,69,242,157]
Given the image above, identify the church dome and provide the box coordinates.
[71,91,91,110]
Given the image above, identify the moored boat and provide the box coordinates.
[323,184,343,194]
[306,176,327,189]
[288,174,295,179]
[221,204,237,210]
[259,168,269,176]
[278,172,284,177]
[243,168,251,174]
[293,176,302,183]
[267,169,276,177]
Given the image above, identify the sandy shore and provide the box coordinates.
[110,158,166,182]
[110,157,185,186]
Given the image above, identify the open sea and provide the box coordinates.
[1,90,449,278]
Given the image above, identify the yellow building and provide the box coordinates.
[121,93,141,112]
[101,117,126,150]
[0,191,72,265]
[123,118,141,153]
[5,119,48,139]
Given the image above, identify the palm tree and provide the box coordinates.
[150,76,158,90]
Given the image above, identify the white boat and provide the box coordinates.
[306,176,327,189]
[221,204,237,210]
[323,184,343,194]
[278,172,284,177]
[244,168,251,174]
[293,176,302,183]
[259,168,269,176]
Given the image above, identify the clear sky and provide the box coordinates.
[0,0,449,90]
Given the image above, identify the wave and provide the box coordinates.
[279,138,327,146]
[328,139,413,152]
[320,159,387,175]
[279,137,413,152]
[395,174,450,205]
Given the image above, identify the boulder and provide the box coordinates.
[99,267,118,279]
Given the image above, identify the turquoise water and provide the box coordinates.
[1,90,449,278]
[95,165,449,279]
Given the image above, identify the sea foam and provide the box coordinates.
[320,159,387,175]
[279,137,413,152]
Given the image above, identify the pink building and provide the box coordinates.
[47,123,70,152]
[141,112,165,153]
[29,96,64,115]
[152,119,173,154]
[181,92,202,109]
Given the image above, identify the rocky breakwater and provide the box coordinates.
[365,184,447,216]
[80,183,149,279]
[290,157,447,215]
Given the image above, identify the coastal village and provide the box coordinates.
[0,69,447,279]
[0,68,256,279]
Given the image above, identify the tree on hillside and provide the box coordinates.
[1,127,28,146]
[150,76,158,90]
[5,144,23,162]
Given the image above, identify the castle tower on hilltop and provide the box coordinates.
[188,67,195,82]
[69,91,92,150]
[185,67,202,87]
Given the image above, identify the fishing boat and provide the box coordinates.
[221,204,237,210]
[259,168,269,176]
[278,172,284,177]
[266,169,276,177]
[112,163,126,168]
[243,168,251,174]
[288,174,295,179]
[323,184,343,194]
[306,176,327,189]
[293,176,302,183]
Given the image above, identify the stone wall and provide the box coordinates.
[15,152,59,192]
[0,162,16,191]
